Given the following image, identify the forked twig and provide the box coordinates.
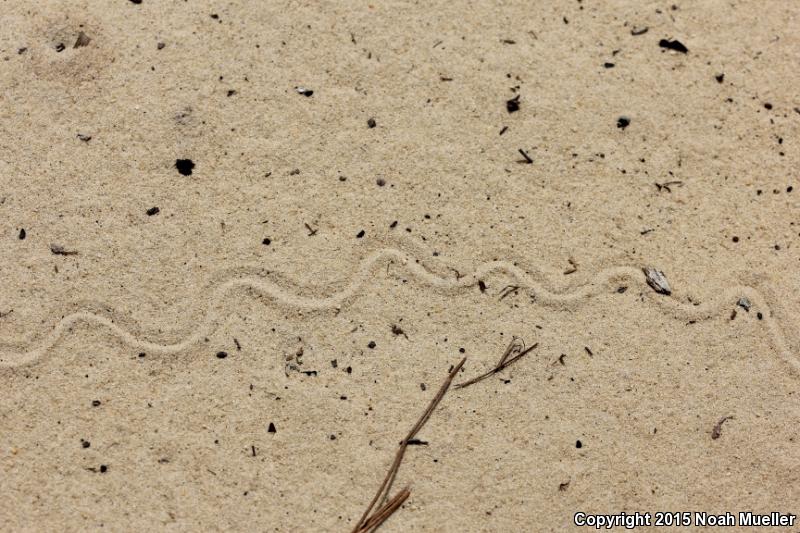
[455,337,537,389]
[352,357,466,533]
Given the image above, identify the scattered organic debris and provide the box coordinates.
[50,243,78,256]
[498,285,519,300]
[506,95,520,113]
[654,180,683,193]
[643,267,671,295]
[711,416,734,439]
[659,38,688,53]
[737,297,751,311]
[564,258,578,275]
[351,358,466,533]
[74,31,91,48]
[175,158,195,176]
[304,222,318,236]
[630,26,649,36]
[558,480,570,491]
[77,133,92,142]
[517,149,533,164]
[456,337,536,389]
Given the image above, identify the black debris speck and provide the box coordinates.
[631,26,649,36]
[376,178,386,187]
[367,341,376,349]
[216,351,228,359]
[55,43,65,53]
[756,312,763,320]
[715,73,724,83]
[603,62,615,68]
[262,237,271,245]
[157,42,165,50]
[129,0,142,3]
[518,148,533,164]
[763,102,773,110]
[227,89,237,97]
[506,95,520,113]
[295,87,314,97]
[81,440,91,449]
[175,159,195,176]
[99,465,108,473]
[367,118,376,128]
[268,422,277,433]
[659,38,688,53]
[356,230,365,238]
[575,440,583,449]
[77,134,92,142]
[92,400,101,407]
[146,206,160,216]
[478,280,487,292]
[18,228,26,240]
[617,116,631,129]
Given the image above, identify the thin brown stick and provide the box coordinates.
[356,487,411,533]
[351,357,466,533]
[455,339,537,389]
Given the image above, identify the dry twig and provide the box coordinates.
[455,337,537,389]
[351,357,466,533]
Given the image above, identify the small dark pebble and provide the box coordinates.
[129,0,142,3]
[356,230,365,238]
[367,341,376,349]
[175,158,195,176]
[99,465,108,473]
[757,312,763,320]
[617,116,630,129]
[262,237,271,245]
[146,206,160,216]
[715,73,724,83]
[295,87,314,97]
[478,280,487,292]
[138,352,146,358]
[575,440,583,449]
[216,351,228,359]
[506,95,520,113]
[330,434,336,440]
[367,118,376,128]
[376,178,386,186]
[603,62,615,68]
[659,38,688,53]
[732,236,739,243]
[18,228,26,240]
[227,89,237,97]
[81,440,90,449]
[157,42,165,50]
[268,422,276,433]
[92,400,101,407]
[55,43,65,52]
[617,286,628,293]
[764,103,773,110]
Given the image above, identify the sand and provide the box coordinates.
[1,0,798,531]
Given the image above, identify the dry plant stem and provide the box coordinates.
[455,341,537,389]
[351,357,467,533]
[356,487,411,533]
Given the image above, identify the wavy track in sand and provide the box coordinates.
[0,248,797,372]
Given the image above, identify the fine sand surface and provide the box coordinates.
[1,1,799,531]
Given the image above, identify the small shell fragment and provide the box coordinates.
[643,267,671,295]
[737,297,751,311]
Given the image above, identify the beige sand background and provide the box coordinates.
[1,0,798,531]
